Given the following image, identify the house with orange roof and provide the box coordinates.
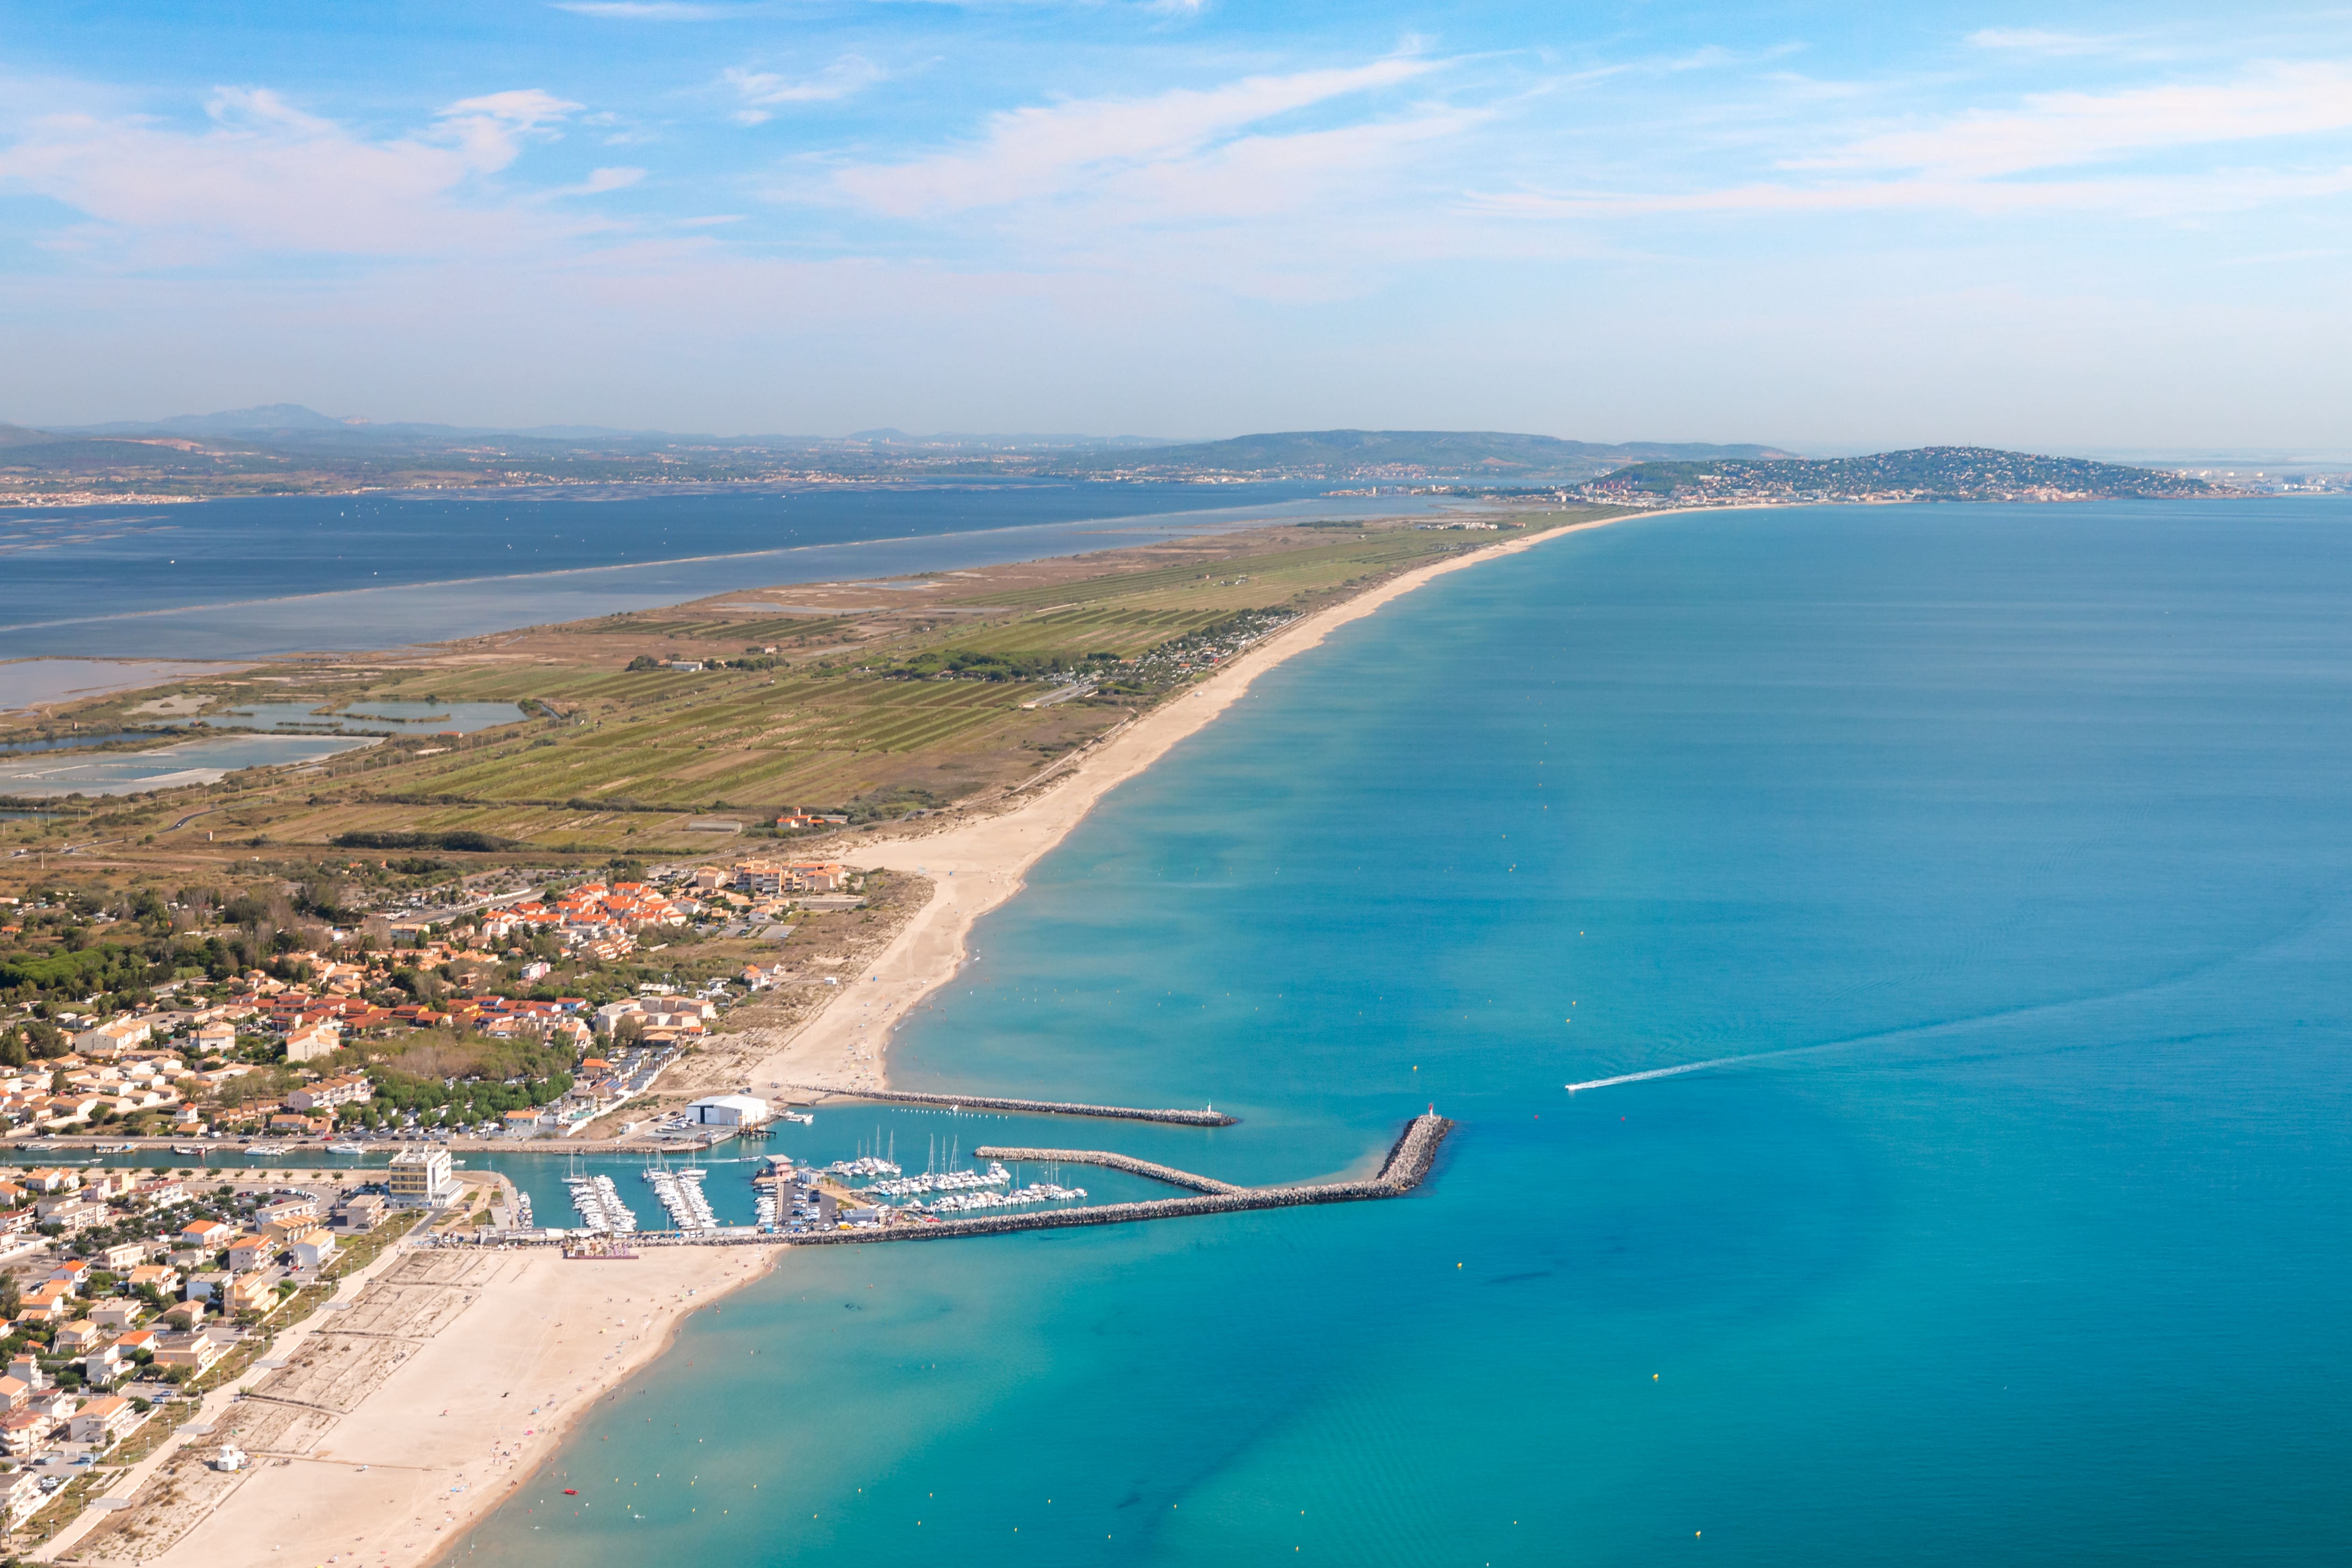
[69,1394,142,1450]
[127,1263,181,1296]
[21,1282,73,1319]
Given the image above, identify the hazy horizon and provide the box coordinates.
[14,405,2352,467]
[5,3,2349,450]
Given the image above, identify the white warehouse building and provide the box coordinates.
[685,1094,771,1128]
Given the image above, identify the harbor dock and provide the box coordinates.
[780,1112,1448,1246]
[970,1146,1244,1194]
[437,1114,1451,1254]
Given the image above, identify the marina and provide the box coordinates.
[564,1171,638,1234]
[642,1158,719,1232]
[787,1113,1451,1244]
[441,1112,1452,1250]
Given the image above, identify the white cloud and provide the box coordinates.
[1472,166,2352,222]
[437,89,584,170]
[554,165,647,196]
[1479,59,2352,224]
[0,84,602,261]
[1966,28,2127,56]
[1797,61,2352,179]
[833,55,1445,216]
[723,57,885,125]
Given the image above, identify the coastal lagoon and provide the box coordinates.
[0,483,1460,670]
[0,658,240,714]
[456,497,2352,1561]
[0,732,372,796]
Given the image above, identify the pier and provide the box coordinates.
[451,1114,1452,1254]
[780,1084,1239,1127]
[970,1146,1243,1194]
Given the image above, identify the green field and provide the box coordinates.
[0,508,1617,869]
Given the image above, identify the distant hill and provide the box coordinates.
[64,404,354,436]
[1586,446,2221,504]
[846,428,1173,448]
[1099,430,1794,480]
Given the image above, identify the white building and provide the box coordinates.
[684,1094,770,1128]
[387,1147,460,1209]
[73,1017,152,1057]
[70,1394,142,1449]
[284,1021,342,1063]
[288,1228,338,1268]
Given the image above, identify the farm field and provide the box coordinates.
[0,507,1614,881]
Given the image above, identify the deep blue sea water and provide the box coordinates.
[444,496,2352,1566]
[0,482,1450,663]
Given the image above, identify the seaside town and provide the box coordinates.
[0,845,885,1553]
[0,793,1448,1562]
[0,853,858,1147]
[1573,446,2234,507]
[0,1147,442,1550]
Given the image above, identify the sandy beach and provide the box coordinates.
[735,508,1642,1098]
[52,1243,778,1568]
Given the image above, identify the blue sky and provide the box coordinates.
[3,0,2349,449]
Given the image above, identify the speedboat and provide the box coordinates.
[325,1143,366,1156]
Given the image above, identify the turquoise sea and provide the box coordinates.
[457,497,2352,1566]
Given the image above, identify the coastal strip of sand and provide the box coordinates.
[55,505,1676,1568]
[736,507,1654,1097]
[51,1243,778,1568]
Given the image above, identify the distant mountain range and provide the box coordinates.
[49,405,702,446]
[60,403,361,436]
[45,407,1175,449]
[0,409,2238,505]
